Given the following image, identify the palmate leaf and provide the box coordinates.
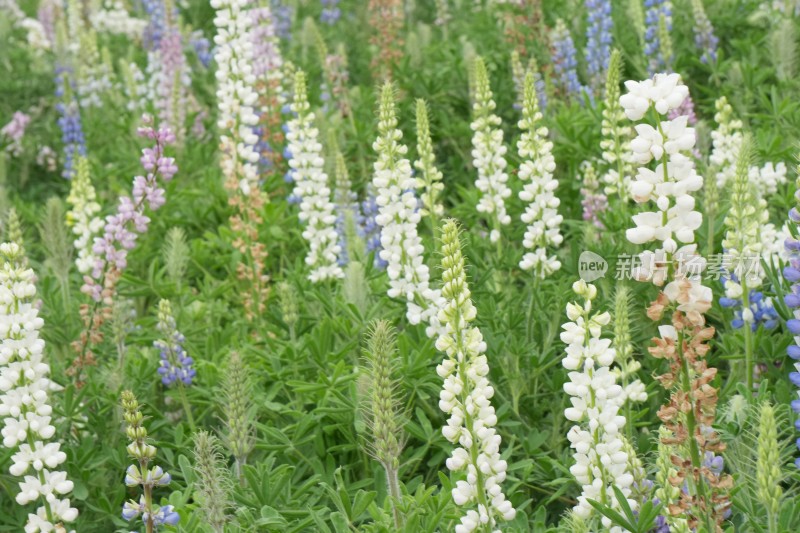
[587,486,662,533]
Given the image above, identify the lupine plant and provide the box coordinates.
[436,219,515,532]
[0,242,78,532]
[470,57,511,245]
[4,0,800,530]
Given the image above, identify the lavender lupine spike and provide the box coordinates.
[584,0,613,95]
[1,111,31,156]
[691,0,718,64]
[644,0,672,75]
[82,116,177,301]
[552,19,587,102]
[156,26,189,145]
[155,300,195,387]
[783,153,800,468]
[579,160,607,229]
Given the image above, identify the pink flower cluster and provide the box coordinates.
[82,116,177,301]
[1,111,31,156]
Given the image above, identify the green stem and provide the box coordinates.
[677,329,714,532]
[177,383,197,433]
[384,464,403,529]
[742,283,754,391]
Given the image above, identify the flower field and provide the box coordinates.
[3,0,800,531]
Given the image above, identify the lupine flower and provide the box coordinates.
[154,300,195,386]
[584,0,613,95]
[709,96,743,188]
[749,161,787,198]
[470,57,511,244]
[142,0,167,49]
[120,390,179,530]
[600,50,634,200]
[120,60,148,112]
[154,26,189,145]
[19,16,52,53]
[320,0,341,24]
[286,71,343,282]
[271,0,293,40]
[65,156,103,274]
[579,160,608,229]
[551,19,587,101]
[691,0,718,64]
[719,138,776,341]
[644,0,672,74]
[371,83,444,336]
[511,51,547,112]
[331,146,361,266]
[214,0,270,322]
[69,118,176,381]
[561,279,635,522]
[212,0,260,195]
[435,219,516,532]
[90,0,148,39]
[1,111,31,156]
[75,30,116,108]
[654,428,690,532]
[36,145,58,172]
[83,117,177,301]
[517,73,563,277]
[368,0,404,80]
[190,30,212,68]
[622,73,733,530]
[251,5,287,179]
[0,242,79,532]
[359,187,386,269]
[55,69,86,180]
[414,99,445,242]
[783,151,800,469]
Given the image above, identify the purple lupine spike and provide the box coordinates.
[359,186,387,269]
[271,0,293,40]
[321,0,341,24]
[551,19,590,104]
[584,0,613,94]
[154,300,195,387]
[692,0,718,64]
[644,0,672,75]
[55,68,86,179]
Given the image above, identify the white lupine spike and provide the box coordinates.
[371,83,445,338]
[0,243,78,531]
[470,57,511,244]
[436,220,515,532]
[212,0,260,194]
[622,72,712,313]
[66,156,104,274]
[517,72,563,277]
[286,72,344,282]
[561,280,635,526]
